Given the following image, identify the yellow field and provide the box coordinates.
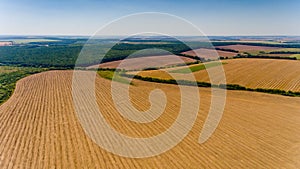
[0,70,299,168]
[137,59,300,92]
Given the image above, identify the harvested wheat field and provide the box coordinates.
[217,45,280,52]
[137,59,300,92]
[0,70,299,168]
[87,55,196,70]
[193,59,300,92]
[182,48,237,59]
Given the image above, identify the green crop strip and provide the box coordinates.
[169,62,227,73]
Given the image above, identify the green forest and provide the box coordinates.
[1,38,300,69]
[0,67,47,104]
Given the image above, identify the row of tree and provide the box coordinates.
[120,73,300,97]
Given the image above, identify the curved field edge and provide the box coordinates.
[132,59,300,92]
[97,70,132,85]
[0,67,47,105]
[0,70,299,168]
[120,73,300,97]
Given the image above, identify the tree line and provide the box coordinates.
[120,73,300,97]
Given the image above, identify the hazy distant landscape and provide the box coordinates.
[1,35,300,104]
[1,0,300,168]
[0,35,300,168]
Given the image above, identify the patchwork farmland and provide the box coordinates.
[136,58,300,92]
[0,71,299,168]
[0,35,300,168]
[182,48,237,59]
[87,55,197,70]
[217,45,281,52]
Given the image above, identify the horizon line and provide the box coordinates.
[1,35,300,37]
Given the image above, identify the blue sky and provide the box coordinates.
[0,0,300,35]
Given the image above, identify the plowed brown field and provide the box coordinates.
[87,55,196,70]
[182,48,237,59]
[217,45,280,52]
[0,70,299,168]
